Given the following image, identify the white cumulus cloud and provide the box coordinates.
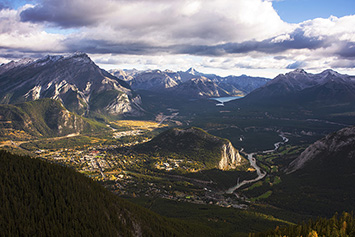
[0,5,65,53]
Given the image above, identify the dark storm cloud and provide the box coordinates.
[63,39,166,55]
[21,7,93,28]
[0,48,50,61]
[336,42,355,58]
[61,27,352,59]
[171,28,331,56]
[19,0,106,28]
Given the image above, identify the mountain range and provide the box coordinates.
[110,68,270,98]
[2,54,354,111]
[0,53,144,118]
[242,68,355,106]
[0,53,273,122]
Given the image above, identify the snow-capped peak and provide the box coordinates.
[35,55,64,66]
[63,52,91,63]
[186,67,198,75]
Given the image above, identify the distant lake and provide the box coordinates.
[210,96,244,103]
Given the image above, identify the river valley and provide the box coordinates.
[226,133,289,194]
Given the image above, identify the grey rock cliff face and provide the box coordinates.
[219,141,243,170]
[57,109,85,135]
[287,126,355,173]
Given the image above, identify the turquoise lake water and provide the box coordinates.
[210,96,243,103]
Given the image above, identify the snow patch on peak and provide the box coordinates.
[0,58,34,74]
[289,68,307,75]
[319,69,345,80]
[35,55,64,66]
[72,52,88,57]
[321,69,339,75]
[64,52,91,63]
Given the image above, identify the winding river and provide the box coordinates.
[226,133,288,194]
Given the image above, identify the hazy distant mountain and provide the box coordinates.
[128,69,180,91]
[0,53,144,117]
[217,74,271,95]
[169,77,238,98]
[178,67,210,82]
[110,67,270,98]
[243,69,355,105]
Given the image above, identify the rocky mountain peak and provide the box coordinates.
[71,52,89,57]
[278,69,311,83]
[33,53,92,67]
[0,53,143,117]
[320,69,339,76]
[290,68,307,74]
[186,67,198,75]
[319,69,350,82]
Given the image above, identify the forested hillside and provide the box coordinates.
[0,150,215,236]
[253,212,355,236]
[0,98,106,140]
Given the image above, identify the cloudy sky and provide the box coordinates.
[0,0,354,77]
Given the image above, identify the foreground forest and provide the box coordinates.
[0,150,215,236]
[2,149,355,236]
[254,212,355,236]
